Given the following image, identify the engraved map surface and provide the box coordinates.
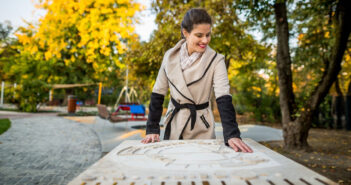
[115,140,280,171]
[68,139,337,185]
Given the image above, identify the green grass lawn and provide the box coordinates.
[0,119,11,135]
[0,107,59,113]
[58,111,98,116]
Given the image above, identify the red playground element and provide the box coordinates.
[115,105,131,112]
[113,103,147,121]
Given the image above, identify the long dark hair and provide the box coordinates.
[181,8,212,39]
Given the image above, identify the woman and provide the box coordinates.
[141,8,252,153]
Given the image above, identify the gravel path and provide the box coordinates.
[0,116,102,185]
[0,111,58,119]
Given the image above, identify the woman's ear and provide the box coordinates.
[182,28,189,39]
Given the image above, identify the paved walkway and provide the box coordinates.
[88,117,283,153]
[0,110,283,185]
[0,116,101,185]
[239,124,283,141]
[0,111,58,119]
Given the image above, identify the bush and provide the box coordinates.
[14,80,50,112]
[312,95,333,128]
[233,90,281,123]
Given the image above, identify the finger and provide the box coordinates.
[241,142,253,153]
[151,136,155,143]
[228,140,238,152]
[234,141,249,153]
[145,137,151,144]
[228,139,238,151]
[238,141,251,153]
[247,145,253,153]
[236,140,249,153]
[235,142,246,152]
[156,135,160,142]
[148,136,153,143]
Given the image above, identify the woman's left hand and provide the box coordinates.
[228,138,253,153]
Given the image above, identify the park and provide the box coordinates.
[0,0,350,184]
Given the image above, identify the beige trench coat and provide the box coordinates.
[152,39,231,140]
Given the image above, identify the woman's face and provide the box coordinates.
[183,23,211,55]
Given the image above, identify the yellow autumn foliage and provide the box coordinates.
[16,0,143,79]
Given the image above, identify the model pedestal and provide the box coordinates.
[68,139,336,185]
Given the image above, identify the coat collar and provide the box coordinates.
[164,39,217,104]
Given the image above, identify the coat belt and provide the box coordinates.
[164,97,209,140]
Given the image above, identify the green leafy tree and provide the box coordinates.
[4,0,144,111]
[0,21,17,82]
[237,0,351,150]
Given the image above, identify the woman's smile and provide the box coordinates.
[198,43,207,48]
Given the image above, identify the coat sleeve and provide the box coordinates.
[213,58,241,145]
[152,61,169,96]
[146,60,169,135]
[212,57,230,99]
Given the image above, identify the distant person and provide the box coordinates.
[141,8,252,153]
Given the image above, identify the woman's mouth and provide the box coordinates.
[198,44,207,49]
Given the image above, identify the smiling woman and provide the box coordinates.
[141,8,252,153]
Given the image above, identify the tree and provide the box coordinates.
[128,0,277,122]
[4,0,143,111]
[276,0,350,149]
[0,21,17,81]
[238,0,351,150]
[15,0,143,86]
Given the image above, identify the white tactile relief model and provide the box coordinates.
[68,139,337,185]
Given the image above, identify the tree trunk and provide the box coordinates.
[346,80,351,130]
[298,0,351,131]
[332,78,344,129]
[274,0,351,150]
[274,1,300,148]
[274,1,296,125]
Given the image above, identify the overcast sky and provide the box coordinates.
[0,0,157,41]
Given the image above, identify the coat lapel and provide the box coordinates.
[164,40,195,103]
[183,46,216,86]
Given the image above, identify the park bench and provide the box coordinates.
[97,104,128,123]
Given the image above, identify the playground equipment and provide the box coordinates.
[112,86,147,121]
[97,65,147,122]
[96,88,146,122]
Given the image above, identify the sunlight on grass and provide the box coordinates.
[0,118,11,135]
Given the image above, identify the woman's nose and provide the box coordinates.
[201,36,209,44]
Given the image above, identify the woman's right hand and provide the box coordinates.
[141,134,160,144]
